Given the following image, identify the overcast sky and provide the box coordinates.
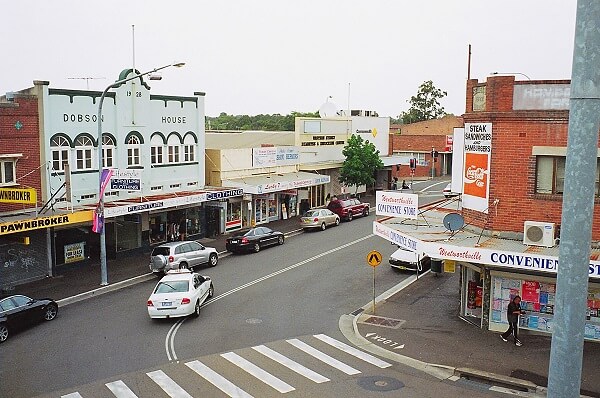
[2,1,577,118]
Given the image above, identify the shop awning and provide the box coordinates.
[221,171,331,194]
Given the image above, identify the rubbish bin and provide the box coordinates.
[430,258,442,274]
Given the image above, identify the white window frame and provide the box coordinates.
[51,136,70,172]
[167,136,180,164]
[150,135,164,165]
[183,135,195,162]
[75,136,94,170]
[127,136,141,167]
[0,158,17,186]
[102,135,116,168]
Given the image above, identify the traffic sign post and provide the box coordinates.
[366,250,382,313]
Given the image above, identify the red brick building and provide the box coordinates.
[461,75,600,240]
[389,115,463,181]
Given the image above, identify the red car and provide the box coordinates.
[327,198,370,221]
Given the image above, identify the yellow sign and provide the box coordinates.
[444,260,456,273]
[0,210,93,235]
[64,242,86,264]
[366,250,383,267]
[0,187,37,204]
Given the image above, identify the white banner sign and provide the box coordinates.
[64,241,85,264]
[252,147,277,167]
[110,169,142,191]
[375,191,418,219]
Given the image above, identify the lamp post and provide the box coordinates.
[96,62,185,286]
[490,71,531,80]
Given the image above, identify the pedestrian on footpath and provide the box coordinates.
[500,295,525,346]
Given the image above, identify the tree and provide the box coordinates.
[339,135,384,194]
[206,111,319,131]
[400,80,447,124]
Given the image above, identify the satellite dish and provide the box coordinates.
[319,101,338,118]
[443,213,465,232]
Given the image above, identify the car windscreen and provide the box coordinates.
[154,280,190,293]
[151,247,170,256]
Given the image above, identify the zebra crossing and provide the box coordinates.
[59,333,392,398]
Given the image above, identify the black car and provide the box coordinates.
[0,294,58,343]
[225,226,285,253]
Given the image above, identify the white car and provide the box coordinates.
[147,269,214,319]
[443,183,460,198]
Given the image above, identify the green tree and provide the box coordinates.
[339,135,384,194]
[400,80,447,124]
[206,111,319,131]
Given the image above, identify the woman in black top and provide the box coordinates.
[501,295,524,346]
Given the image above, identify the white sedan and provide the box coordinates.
[147,269,214,319]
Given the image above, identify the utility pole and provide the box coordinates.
[547,1,600,397]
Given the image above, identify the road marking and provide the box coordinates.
[221,352,295,393]
[286,338,361,375]
[313,334,392,368]
[185,360,253,398]
[165,234,374,361]
[146,370,193,398]
[61,393,83,398]
[105,380,139,397]
[252,345,330,383]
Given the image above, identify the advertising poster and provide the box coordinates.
[463,123,492,213]
[64,242,85,264]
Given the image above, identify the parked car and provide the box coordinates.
[225,226,285,253]
[0,295,58,343]
[389,247,431,272]
[327,198,370,221]
[149,241,218,275]
[443,183,460,198]
[300,209,340,231]
[147,269,214,319]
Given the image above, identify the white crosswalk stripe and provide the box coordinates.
[221,352,296,393]
[314,333,392,368]
[286,338,361,375]
[61,393,83,398]
[105,380,139,397]
[185,360,254,398]
[146,370,194,398]
[252,344,330,383]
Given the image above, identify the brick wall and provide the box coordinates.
[0,95,42,212]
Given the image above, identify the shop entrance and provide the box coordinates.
[206,206,221,238]
[255,198,268,224]
[460,265,483,326]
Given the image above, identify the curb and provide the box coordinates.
[339,273,548,395]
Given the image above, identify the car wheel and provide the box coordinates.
[208,284,214,299]
[209,253,218,267]
[44,304,58,321]
[179,262,189,270]
[363,208,369,217]
[278,235,284,245]
[347,212,353,221]
[335,217,340,226]
[253,243,261,253]
[320,222,326,231]
[193,300,201,318]
[0,324,8,343]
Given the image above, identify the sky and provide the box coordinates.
[1,0,577,119]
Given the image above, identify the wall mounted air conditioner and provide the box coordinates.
[523,221,555,248]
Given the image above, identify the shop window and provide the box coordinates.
[0,159,16,186]
[102,135,116,168]
[115,215,141,251]
[185,207,201,236]
[227,201,242,231]
[150,134,164,165]
[75,135,94,170]
[149,214,167,244]
[51,135,70,172]
[126,135,141,167]
[308,184,326,208]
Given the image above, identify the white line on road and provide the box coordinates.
[61,393,84,398]
[252,344,330,383]
[146,370,194,398]
[221,352,295,393]
[313,333,392,368]
[105,380,139,397]
[286,338,361,375]
[186,360,254,398]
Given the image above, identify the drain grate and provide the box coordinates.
[357,376,404,392]
[359,315,405,329]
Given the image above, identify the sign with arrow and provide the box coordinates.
[367,250,382,267]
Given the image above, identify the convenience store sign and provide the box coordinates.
[373,221,600,278]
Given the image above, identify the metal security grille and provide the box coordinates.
[0,229,49,292]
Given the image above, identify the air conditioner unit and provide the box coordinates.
[523,221,555,248]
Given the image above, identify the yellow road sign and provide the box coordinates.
[366,250,383,267]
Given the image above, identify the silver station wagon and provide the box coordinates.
[149,241,218,274]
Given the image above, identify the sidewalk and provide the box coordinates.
[352,270,600,397]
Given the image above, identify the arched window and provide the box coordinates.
[150,134,165,165]
[167,134,181,164]
[127,135,141,166]
[183,134,196,162]
[75,135,94,170]
[102,135,116,168]
[50,135,70,171]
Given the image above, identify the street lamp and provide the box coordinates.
[490,71,531,80]
[96,62,185,286]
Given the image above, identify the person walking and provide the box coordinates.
[501,295,525,346]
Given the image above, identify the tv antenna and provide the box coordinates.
[67,77,106,90]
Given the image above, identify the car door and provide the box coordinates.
[188,241,206,267]
[194,274,209,302]
[352,199,361,216]
[9,296,35,327]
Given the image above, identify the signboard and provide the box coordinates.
[0,210,93,235]
[375,191,418,219]
[110,169,141,191]
[513,84,570,110]
[253,147,300,168]
[0,187,37,204]
[463,123,492,213]
[443,259,456,273]
[366,250,382,267]
[64,242,86,264]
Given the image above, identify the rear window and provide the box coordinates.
[151,247,171,256]
[304,210,320,217]
[154,280,190,293]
